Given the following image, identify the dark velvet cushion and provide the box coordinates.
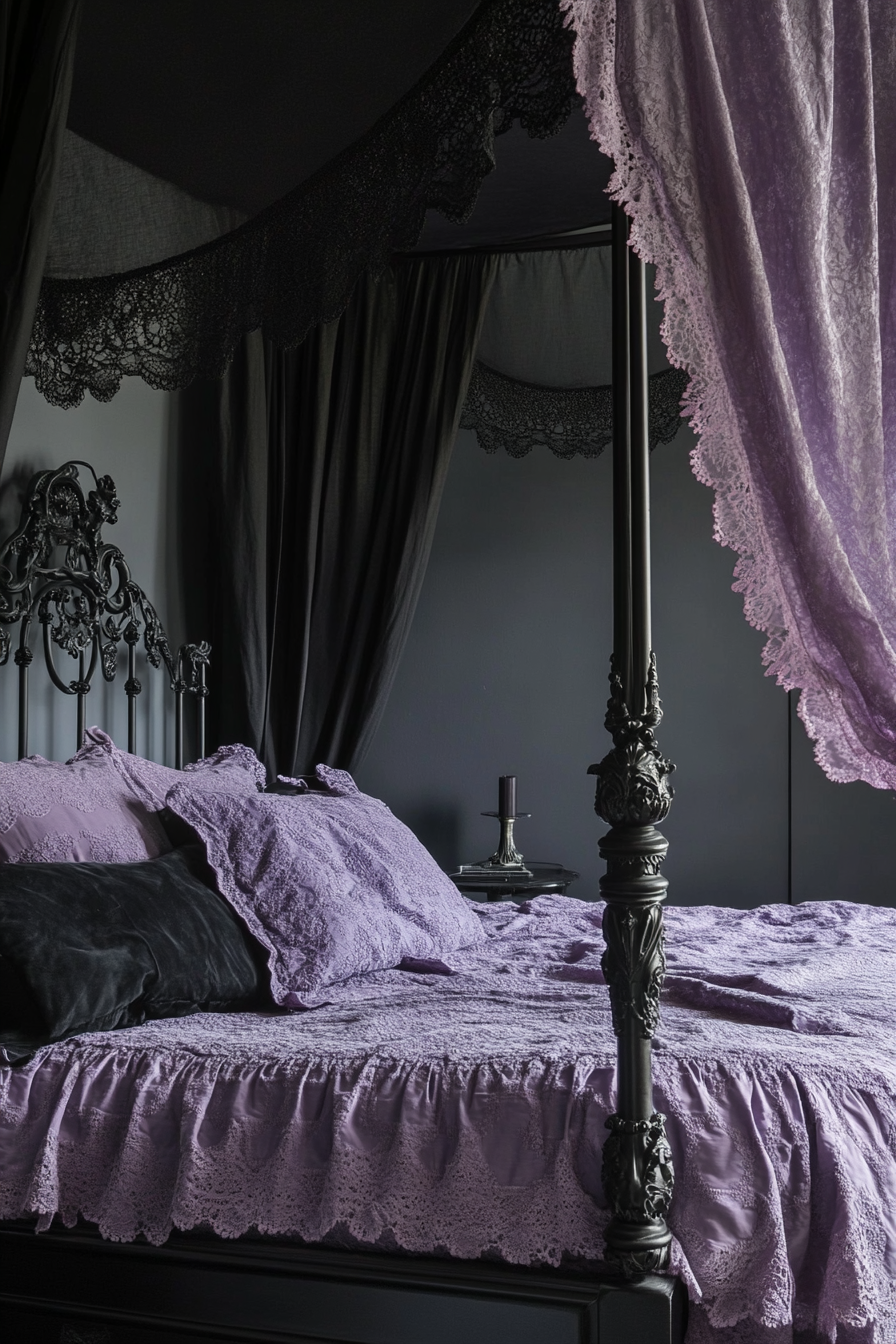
[0,846,266,1064]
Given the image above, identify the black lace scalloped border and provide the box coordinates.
[459,362,690,457]
[26,0,577,409]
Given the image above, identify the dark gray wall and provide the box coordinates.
[790,694,896,905]
[358,425,896,907]
[358,427,611,899]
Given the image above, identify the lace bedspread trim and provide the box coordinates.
[459,360,688,457]
[4,896,896,1343]
[25,0,576,409]
[2,1036,894,1343]
[561,0,896,790]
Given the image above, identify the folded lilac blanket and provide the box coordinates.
[2,897,894,1344]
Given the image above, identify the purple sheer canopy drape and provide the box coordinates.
[565,0,896,789]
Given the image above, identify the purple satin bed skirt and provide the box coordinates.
[2,896,895,1342]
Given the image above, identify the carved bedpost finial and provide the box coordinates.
[588,653,674,828]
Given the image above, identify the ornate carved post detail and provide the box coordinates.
[124,618,142,755]
[14,643,33,760]
[594,202,676,1276]
[173,642,211,770]
[0,462,210,765]
[589,652,675,1274]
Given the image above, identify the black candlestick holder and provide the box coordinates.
[458,775,532,875]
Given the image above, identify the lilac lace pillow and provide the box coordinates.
[0,754,170,864]
[78,727,267,812]
[165,765,485,1005]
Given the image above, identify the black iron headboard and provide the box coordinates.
[0,461,209,767]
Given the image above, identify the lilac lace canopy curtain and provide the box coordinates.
[565,0,896,788]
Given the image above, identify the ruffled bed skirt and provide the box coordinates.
[3,897,895,1342]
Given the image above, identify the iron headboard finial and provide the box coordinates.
[0,460,209,766]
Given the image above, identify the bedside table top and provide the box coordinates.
[448,861,580,901]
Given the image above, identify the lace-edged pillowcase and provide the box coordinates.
[77,727,267,817]
[0,753,171,864]
[166,765,485,1006]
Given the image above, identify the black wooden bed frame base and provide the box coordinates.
[0,209,687,1341]
[1,1220,686,1344]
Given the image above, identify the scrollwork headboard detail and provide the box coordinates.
[0,461,209,767]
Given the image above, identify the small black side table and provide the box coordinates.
[449,862,580,902]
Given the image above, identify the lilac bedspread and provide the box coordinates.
[2,897,895,1343]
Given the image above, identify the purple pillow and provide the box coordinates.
[0,754,170,864]
[78,727,267,812]
[165,765,485,1005]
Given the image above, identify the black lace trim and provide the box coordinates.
[459,362,690,457]
[26,0,576,409]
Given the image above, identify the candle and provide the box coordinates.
[499,775,516,819]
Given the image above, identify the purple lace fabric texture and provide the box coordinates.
[79,727,267,810]
[165,766,485,1003]
[0,754,169,863]
[3,897,894,1343]
[563,0,896,790]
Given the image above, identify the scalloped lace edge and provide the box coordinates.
[25,0,576,410]
[561,0,896,790]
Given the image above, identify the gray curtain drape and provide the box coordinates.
[179,253,497,777]
[0,0,79,468]
[456,244,686,457]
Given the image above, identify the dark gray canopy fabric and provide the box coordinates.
[178,253,498,777]
[59,0,612,266]
[43,108,612,282]
[66,0,484,216]
[458,243,685,458]
[18,0,685,474]
[24,0,672,471]
[414,107,612,252]
[27,0,598,409]
[45,130,247,279]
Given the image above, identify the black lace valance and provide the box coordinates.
[25,0,576,410]
[460,362,689,457]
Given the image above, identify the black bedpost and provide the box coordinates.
[589,204,675,1275]
[125,621,141,755]
[15,639,31,761]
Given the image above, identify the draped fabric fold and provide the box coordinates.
[565,0,896,788]
[0,0,80,471]
[457,243,686,457]
[26,0,574,410]
[44,130,247,280]
[178,254,497,778]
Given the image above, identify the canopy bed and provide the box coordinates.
[2,2,896,1343]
